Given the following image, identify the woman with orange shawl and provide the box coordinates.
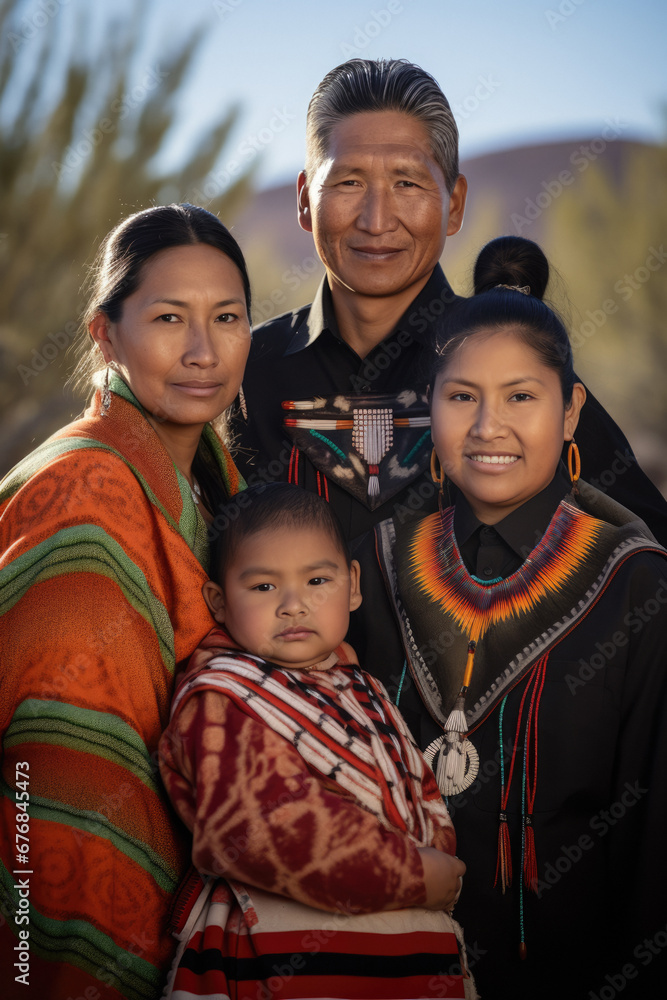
[0,204,251,1000]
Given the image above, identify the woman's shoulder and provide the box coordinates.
[576,479,664,544]
[0,426,164,569]
[2,426,143,507]
[606,546,667,608]
[570,482,667,585]
[2,422,130,493]
[0,391,196,544]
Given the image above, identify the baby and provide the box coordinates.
[159,483,475,1000]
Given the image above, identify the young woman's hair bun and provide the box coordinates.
[431,235,576,404]
[473,236,550,301]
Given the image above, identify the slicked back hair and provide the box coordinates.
[305,58,460,193]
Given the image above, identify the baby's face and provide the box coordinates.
[209,526,361,670]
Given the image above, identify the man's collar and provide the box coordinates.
[454,469,571,560]
[283,278,333,355]
[284,264,458,356]
[400,265,459,346]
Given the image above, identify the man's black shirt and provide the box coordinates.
[231,266,460,543]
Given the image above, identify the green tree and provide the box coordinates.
[543,140,667,492]
[0,0,254,473]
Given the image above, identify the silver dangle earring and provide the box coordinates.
[101,365,111,417]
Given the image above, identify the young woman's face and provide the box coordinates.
[92,243,251,431]
[430,327,585,524]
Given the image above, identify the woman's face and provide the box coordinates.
[431,327,585,524]
[92,243,251,432]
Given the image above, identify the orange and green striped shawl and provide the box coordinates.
[0,375,244,1000]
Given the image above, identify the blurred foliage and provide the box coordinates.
[0,0,254,473]
[438,191,505,296]
[545,141,667,490]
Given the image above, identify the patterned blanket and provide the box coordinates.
[158,631,476,998]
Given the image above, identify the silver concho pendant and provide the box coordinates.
[424,732,480,796]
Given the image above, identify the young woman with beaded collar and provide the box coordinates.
[374,236,667,999]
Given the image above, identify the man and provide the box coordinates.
[233,59,466,545]
[232,57,667,549]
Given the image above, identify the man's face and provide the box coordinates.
[298,110,466,303]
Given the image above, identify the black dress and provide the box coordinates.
[371,476,667,1000]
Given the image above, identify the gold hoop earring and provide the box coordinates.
[430,447,444,488]
[567,440,581,487]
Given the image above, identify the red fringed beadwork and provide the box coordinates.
[522,656,547,893]
[316,470,330,501]
[494,811,513,892]
[523,816,538,892]
[288,445,299,485]
[494,654,549,898]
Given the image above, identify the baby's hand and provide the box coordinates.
[418,847,466,912]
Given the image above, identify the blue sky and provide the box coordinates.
[5,0,666,188]
[159,0,667,186]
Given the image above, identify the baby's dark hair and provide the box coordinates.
[209,483,351,584]
[432,235,576,403]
